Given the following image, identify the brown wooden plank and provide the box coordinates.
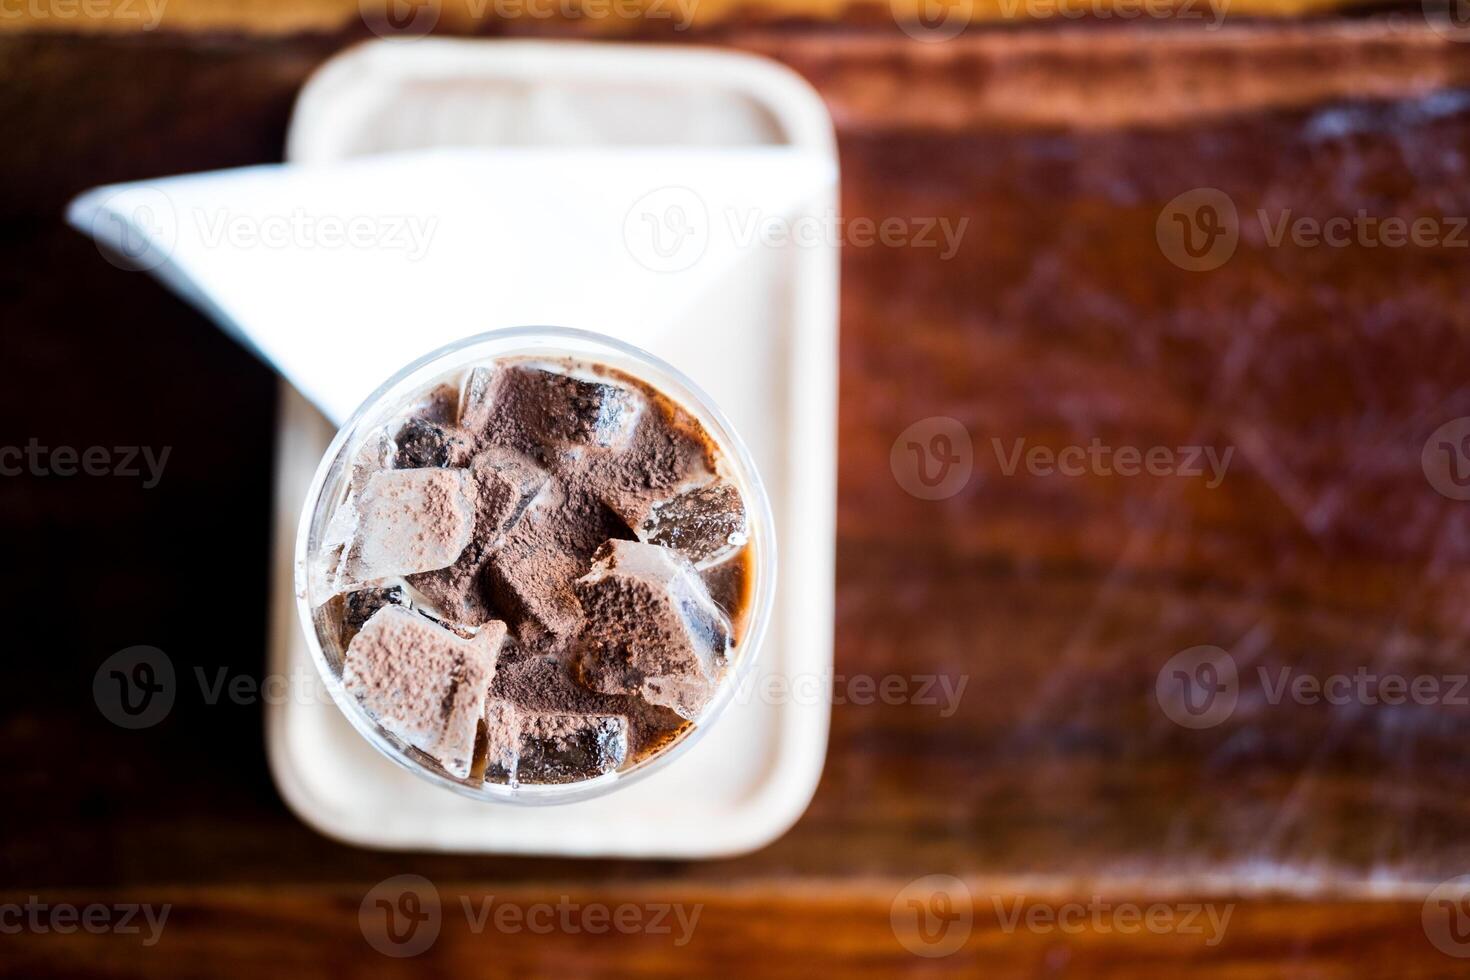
[0,0,1382,38]
[0,886,1462,978]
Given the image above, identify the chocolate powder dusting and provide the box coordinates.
[322,357,749,783]
[573,540,731,719]
[579,385,717,531]
[462,364,638,462]
[482,477,634,643]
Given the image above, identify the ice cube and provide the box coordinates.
[581,396,714,532]
[393,418,472,469]
[574,540,732,719]
[483,479,627,640]
[517,713,629,784]
[639,479,748,568]
[342,607,507,778]
[482,698,628,786]
[310,428,400,599]
[458,366,495,428]
[347,428,396,495]
[342,468,477,583]
[483,698,521,781]
[460,364,641,457]
[310,514,357,602]
[406,448,549,625]
[470,446,552,532]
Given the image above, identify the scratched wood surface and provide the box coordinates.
[5,12,1470,977]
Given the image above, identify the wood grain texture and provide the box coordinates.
[4,15,1470,977]
[0,0,1377,37]
[735,22,1470,129]
[0,886,1462,977]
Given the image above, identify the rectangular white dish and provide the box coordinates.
[264,40,839,856]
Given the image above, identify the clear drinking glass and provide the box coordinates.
[295,326,776,804]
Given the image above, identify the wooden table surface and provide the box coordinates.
[5,8,1470,977]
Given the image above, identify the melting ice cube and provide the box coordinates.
[574,540,731,719]
[342,607,507,779]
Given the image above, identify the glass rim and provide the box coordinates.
[293,325,777,805]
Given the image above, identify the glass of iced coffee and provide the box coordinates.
[295,327,775,803]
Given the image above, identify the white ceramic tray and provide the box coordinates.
[264,40,839,855]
